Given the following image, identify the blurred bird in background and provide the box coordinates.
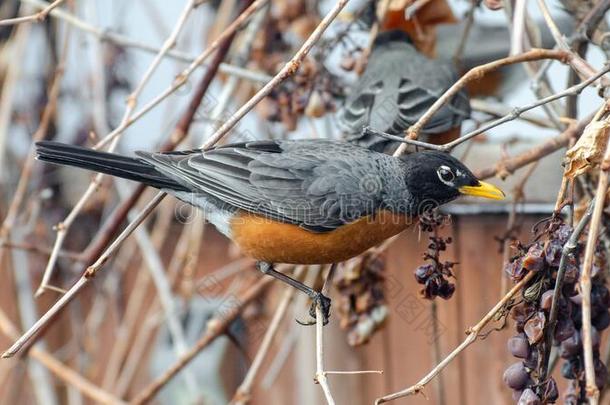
[338,30,470,153]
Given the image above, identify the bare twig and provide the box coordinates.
[2,192,165,358]
[453,0,479,66]
[375,271,537,404]
[500,162,539,296]
[0,308,125,404]
[510,0,527,55]
[541,201,595,381]
[4,0,347,358]
[365,65,607,154]
[470,98,555,129]
[580,118,610,403]
[202,0,349,146]
[129,277,273,404]
[21,0,271,83]
[475,115,592,180]
[0,56,66,270]
[324,370,383,375]
[315,264,337,405]
[230,266,304,405]
[537,0,603,82]
[393,48,572,156]
[35,0,209,296]
[0,0,64,26]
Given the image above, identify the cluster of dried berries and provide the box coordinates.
[335,252,388,346]
[414,210,456,300]
[559,280,609,404]
[252,1,339,130]
[503,220,609,404]
[257,57,337,130]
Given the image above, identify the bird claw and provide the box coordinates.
[296,293,331,326]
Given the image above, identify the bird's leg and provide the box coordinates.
[256,261,331,325]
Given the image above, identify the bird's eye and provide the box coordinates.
[437,166,455,184]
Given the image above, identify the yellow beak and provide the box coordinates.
[459,181,505,200]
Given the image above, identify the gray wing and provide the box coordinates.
[137,140,387,232]
[339,41,470,149]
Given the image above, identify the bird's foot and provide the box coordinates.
[296,292,331,326]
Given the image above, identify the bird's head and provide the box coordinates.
[399,150,504,211]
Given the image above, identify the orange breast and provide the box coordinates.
[229,210,414,264]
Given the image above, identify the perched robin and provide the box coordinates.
[338,30,470,152]
[36,139,503,323]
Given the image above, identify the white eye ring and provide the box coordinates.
[437,165,455,185]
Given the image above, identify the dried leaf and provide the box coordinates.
[380,0,456,57]
[564,120,610,179]
[524,312,546,344]
[305,91,326,118]
[288,15,320,40]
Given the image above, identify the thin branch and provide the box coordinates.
[35,0,208,296]
[4,0,346,358]
[393,48,572,156]
[2,192,165,358]
[0,308,125,404]
[230,266,305,405]
[475,115,593,180]
[201,0,350,147]
[375,271,537,404]
[510,0,527,55]
[129,277,273,404]
[0,0,65,26]
[453,0,479,66]
[21,0,271,83]
[470,98,555,129]
[540,201,595,381]
[365,65,608,154]
[93,0,268,151]
[537,0,603,83]
[0,62,65,264]
[324,370,383,375]
[580,118,610,403]
[315,264,337,405]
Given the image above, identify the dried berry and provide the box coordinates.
[422,278,439,299]
[414,211,456,300]
[501,216,608,403]
[414,264,434,284]
[503,362,529,390]
[595,358,608,389]
[560,332,581,359]
[508,334,530,359]
[593,310,610,330]
[335,253,388,346]
[505,257,526,281]
[438,280,455,300]
[554,317,576,342]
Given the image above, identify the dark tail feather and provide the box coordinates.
[36,141,189,191]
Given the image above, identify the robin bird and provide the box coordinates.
[338,30,470,153]
[36,139,503,323]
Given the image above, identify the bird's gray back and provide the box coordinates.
[137,140,410,233]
